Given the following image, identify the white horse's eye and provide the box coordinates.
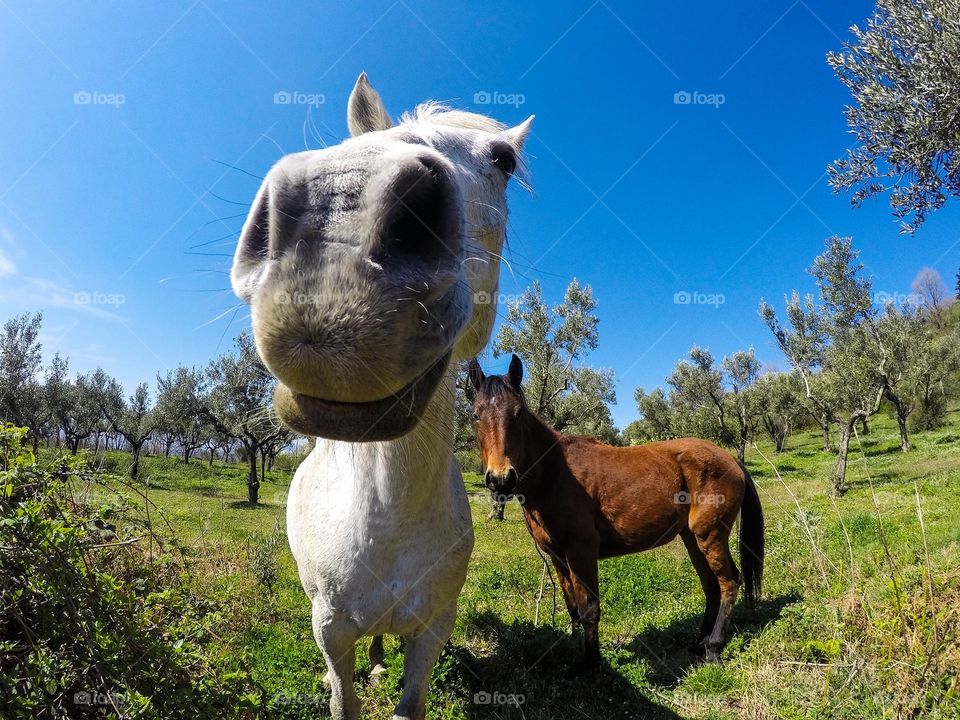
[490,141,517,178]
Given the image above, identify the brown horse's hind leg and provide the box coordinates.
[693,528,740,661]
[680,529,720,646]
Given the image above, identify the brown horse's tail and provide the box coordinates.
[738,463,764,611]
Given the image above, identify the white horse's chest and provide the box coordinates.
[287,439,473,636]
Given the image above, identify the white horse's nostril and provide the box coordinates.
[364,150,462,264]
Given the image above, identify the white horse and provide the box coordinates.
[231,73,531,720]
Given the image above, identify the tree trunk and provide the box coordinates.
[832,420,854,496]
[736,441,746,463]
[246,446,260,504]
[774,430,786,453]
[130,443,142,480]
[182,445,192,464]
[69,436,80,455]
[164,438,172,457]
[896,410,910,452]
[259,447,267,485]
[208,448,215,466]
[821,419,831,451]
[859,417,869,435]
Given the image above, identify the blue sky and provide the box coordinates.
[1,0,958,430]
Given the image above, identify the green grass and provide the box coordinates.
[86,409,960,718]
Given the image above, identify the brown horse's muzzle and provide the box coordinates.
[484,468,519,497]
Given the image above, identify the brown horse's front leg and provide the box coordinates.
[550,558,581,634]
[565,549,601,673]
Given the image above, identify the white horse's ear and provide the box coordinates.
[503,115,534,151]
[347,72,393,137]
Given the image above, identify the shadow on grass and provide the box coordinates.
[227,500,275,510]
[449,611,683,719]
[772,462,798,472]
[623,592,801,687]
[859,443,903,458]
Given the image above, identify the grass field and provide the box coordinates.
[84,409,960,719]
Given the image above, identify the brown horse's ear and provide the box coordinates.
[467,358,485,391]
[507,354,523,391]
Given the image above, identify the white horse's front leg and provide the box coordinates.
[313,602,361,720]
[392,602,457,720]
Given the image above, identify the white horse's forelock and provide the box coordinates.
[399,102,530,182]
[400,101,507,133]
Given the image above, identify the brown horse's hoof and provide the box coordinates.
[704,646,722,663]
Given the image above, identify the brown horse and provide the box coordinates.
[468,355,764,668]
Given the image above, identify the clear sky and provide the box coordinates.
[1,0,958,430]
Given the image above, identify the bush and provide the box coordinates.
[0,423,260,719]
[247,522,283,591]
[912,392,947,432]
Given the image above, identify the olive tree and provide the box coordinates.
[665,346,762,462]
[624,387,676,444]
[46,358,104,455]
[828,0,960,232]
[89,369,156,479]
[206,332,287,504]
[494,279,616,439]
[754,371,805,453]
[761,237,889,495]
[0,312,44,438]
[156,366,209,464]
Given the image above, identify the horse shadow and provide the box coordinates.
[449,611,684,720]
[623,592,800,686]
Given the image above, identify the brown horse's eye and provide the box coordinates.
[472,412,480,422]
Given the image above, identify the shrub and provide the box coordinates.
[0,423,260,719]
[247,521,283,591]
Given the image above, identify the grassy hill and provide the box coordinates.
[77,409,960,719]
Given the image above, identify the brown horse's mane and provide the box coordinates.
[476,374,526,403]
[562,434,603,446]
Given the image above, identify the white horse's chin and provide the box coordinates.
[272,351,452,441]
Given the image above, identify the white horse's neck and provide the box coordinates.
[313,370,456,512]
